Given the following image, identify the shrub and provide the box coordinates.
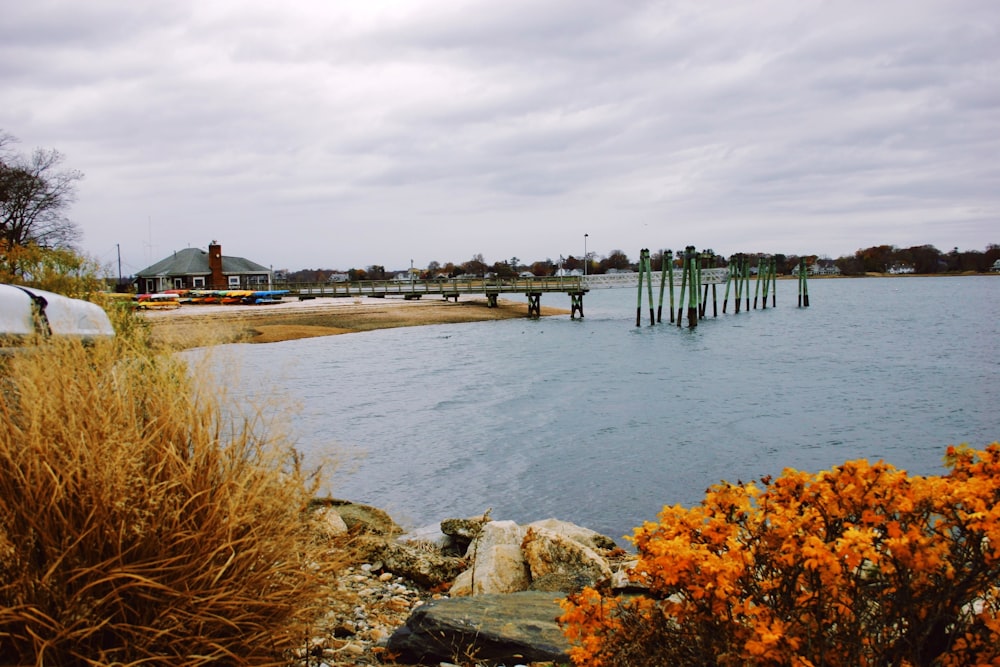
[560,446,1000,666]
[0,336,337,665]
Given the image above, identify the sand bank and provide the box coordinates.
[141,295,569,349]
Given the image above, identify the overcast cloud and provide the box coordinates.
[2,0,997,274]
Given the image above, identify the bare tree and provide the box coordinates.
[1,132,83,257]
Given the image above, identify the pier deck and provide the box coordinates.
[282,276,589,317]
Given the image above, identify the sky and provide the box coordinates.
[2,0,998,275]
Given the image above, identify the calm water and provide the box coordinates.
[202,276,999,543]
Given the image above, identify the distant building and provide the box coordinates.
[991,259,1000,273]
[134,241,271,293]
[791,262,841,276]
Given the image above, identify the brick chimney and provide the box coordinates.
[208,241,225,289]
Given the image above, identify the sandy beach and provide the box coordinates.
[141,295,569,349]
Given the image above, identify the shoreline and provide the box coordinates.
[141,295,570,349]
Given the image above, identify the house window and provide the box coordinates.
[228,276,241,287]
[174,278,184,289]
[192,277,205,288]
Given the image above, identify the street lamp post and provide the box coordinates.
[584,233,589,276]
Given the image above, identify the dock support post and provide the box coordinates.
[636,248,650,326]
[699,248,714,318]
[527,292,542,318]
[656,249,672,323]
[645,250,655,326]
[743,256,751,313]
[734,254,743,313]
[676,249,688,326]
[798,259,810,307]
[753,254,763,309]
[686,246,699,328]
[771,257,777,307]
[722,256,734,313]
[760,256,770,309]
[570,291,585,318]
[667,251,676,323]
[772,256,777,305]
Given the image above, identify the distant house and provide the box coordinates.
[991,259,1000,273]
[791,262,841,276]
[815,262,841,276]
[134,241,271,293]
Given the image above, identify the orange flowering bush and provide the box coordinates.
[560,444,1000,666]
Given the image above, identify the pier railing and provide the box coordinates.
[276,275,588,299]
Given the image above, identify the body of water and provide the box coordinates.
[204,276,999,543]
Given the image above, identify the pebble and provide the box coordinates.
[291,563,439,667]
[290,564,554,667]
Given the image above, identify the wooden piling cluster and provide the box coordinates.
[636,249,804,328]
[797,258,810,307]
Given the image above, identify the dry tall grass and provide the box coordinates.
[0,333,338,665]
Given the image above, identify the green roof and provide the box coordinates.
[135,247,269,277]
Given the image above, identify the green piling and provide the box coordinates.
[734,254,743,313]
[676,249,688,326]
[636,248,648,326]
[722,256,734,313]
[656,249,669,323]
[668,251,676,323]
[753,255,763,309]
[798,258,810,307]
[802,259,810,307]
[771,257,777,307]
[743,256,751,312]
[646,249,656,325]
[686,246,699,328]
[761,256,771,309]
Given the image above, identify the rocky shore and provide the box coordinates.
[299,501,634,667]
[144,298,592,665]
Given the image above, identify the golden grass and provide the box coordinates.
[0,334,341,665]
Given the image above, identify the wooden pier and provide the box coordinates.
[279,276,589,318]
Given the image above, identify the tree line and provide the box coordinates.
[284,243,1000,284]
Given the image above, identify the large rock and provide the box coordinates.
[439,510,492,555]
[310,505,349,539]
[450,520,530,596]
[386,591,570,665]
[522,526,614,593]
[356,536,467,589]
[309,498,402,536]
[526,518,619,551]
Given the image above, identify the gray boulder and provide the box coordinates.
[386,591,570,665]
[309,498,402,536]
[357,536,467,589]
[522,526,613,593]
